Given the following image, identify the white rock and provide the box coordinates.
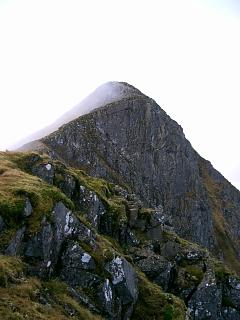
[45,163,52,171]
[81,253,91,263]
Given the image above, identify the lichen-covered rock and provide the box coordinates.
[106,256,138,319]
[2,150,240,319]
[32,162,55,184]
[188,266,222,319]
[60,241,97,287]
[23,202,96,277]
[78,185,106,229]
[98,278,121,319]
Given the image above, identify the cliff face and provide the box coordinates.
[28,83,240,273]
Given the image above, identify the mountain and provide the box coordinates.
[21,82,240,274]
[1,82,240,319]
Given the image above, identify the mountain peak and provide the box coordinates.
[14,81,143,150]
[94,81,143,101]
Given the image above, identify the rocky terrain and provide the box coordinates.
[1,82,240,319]
[1,151,240,320]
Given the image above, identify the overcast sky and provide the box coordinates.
[0,0,240,188]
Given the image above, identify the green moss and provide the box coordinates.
[43,278,68,295]
[0,152,74,235]
[0,276,102,320]
[163,304,175,320]
[199,159,240,275]
[213,259,232,281]
[132,272,186,320]
[138,207,154,220]
[0,255,24,288]
[184,265,204,283]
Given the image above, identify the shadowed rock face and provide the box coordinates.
[22,82,240,273]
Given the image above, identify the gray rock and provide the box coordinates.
[56,171,76,198]
[67,286,100,314]
[105,256,138,319]
[5,227,26,256]
[98,278,121,319]
[25,223,53,260]
[52,202,95,247]
[60,241,98,287]
[149,205,166,228]
[22,197,33,217]
[136,255,172,291]
[32,162,54,184]
[24,202,96,277]
[188,267,222,319]
[78,185,106,230]
[223,276,240,310]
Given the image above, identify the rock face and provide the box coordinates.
[25,82,240,273]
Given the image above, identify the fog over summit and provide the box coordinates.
[13,81,142,150]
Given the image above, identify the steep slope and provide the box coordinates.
[1,151,240,320]
[13,82,142,150]
[22,82,240,274]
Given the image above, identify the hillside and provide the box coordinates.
[1,151,240,319]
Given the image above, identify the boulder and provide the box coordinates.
[188,267,222,319]
[60,241,99,287]
[136,255,173,291]
[105,256,138,319]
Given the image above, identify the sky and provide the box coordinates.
[0,0,240,188]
